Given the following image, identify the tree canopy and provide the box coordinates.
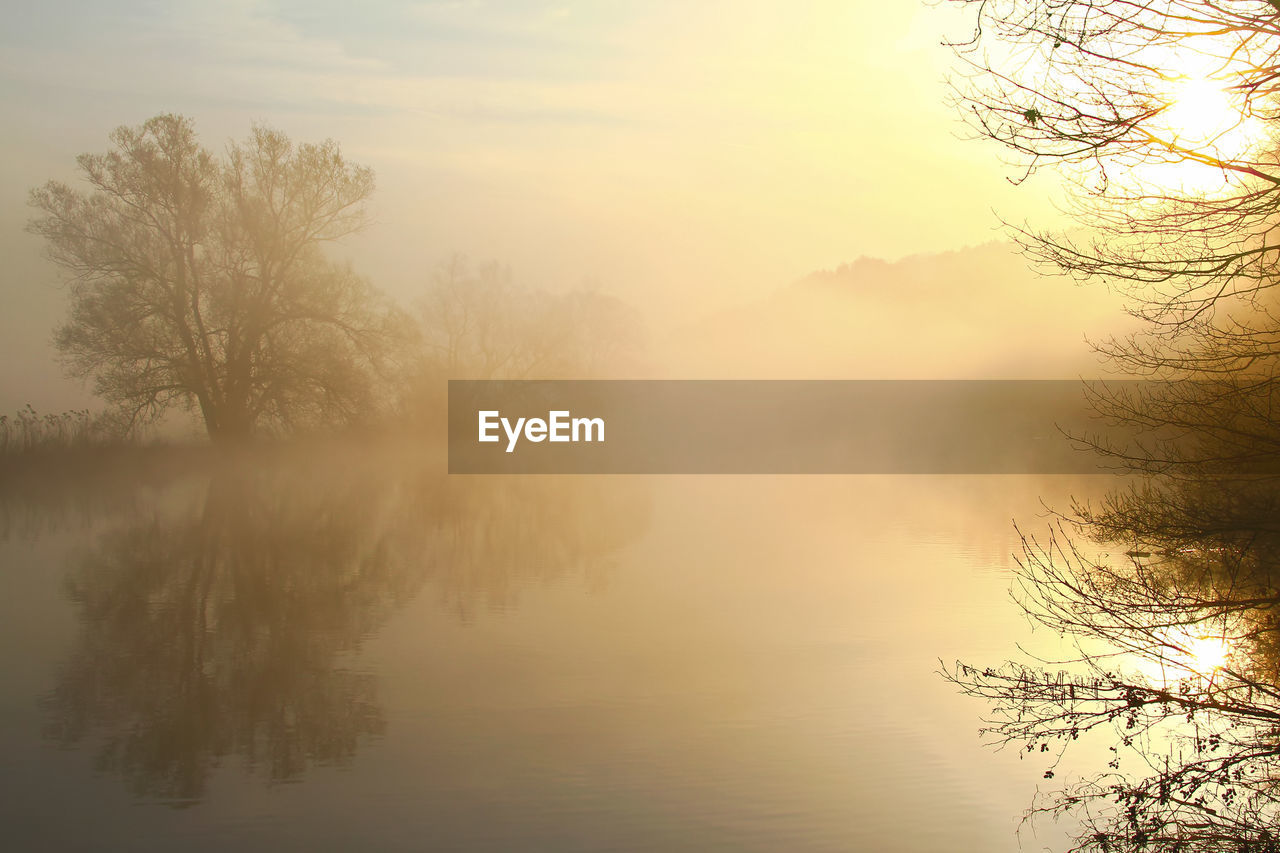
[29,114,408,440]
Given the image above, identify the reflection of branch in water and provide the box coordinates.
[40,452,650,804]
[947,487,1280,853]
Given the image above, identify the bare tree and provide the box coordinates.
[943,2,1280,488]
[30,114,409,440]
[948,2,1280,333]
[945,4,1280,849]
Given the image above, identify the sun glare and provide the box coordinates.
[1126,74,1265,193]
[1164,77,1244,145]
[1132,629,1236,685]
[1185,634,1231,674]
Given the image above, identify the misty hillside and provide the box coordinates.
[662,242,1135,378]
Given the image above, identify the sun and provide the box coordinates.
[1133,629,1235,684]
[1184,634,1231,674]
[1156,75,1262,158]
[1164,78,1245,144]
[1127,74,1265,192]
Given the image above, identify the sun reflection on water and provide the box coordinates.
[1182,633,1232,675]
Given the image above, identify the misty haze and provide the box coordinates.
[5,3,1280,853]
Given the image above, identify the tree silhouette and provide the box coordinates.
[948,1,1280,351]
[945,3,1280,849]
[29,114,409,440]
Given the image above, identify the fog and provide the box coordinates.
[4,3,1252,853]
[0,0,1090,418]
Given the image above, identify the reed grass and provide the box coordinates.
[0,405,120,456]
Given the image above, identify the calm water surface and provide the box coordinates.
[0,449,1102,851]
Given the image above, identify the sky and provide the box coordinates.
[0,0,1068,410]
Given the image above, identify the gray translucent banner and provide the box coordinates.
[448,380,1154,474]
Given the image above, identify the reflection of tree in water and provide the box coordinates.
[42,452,648,803]
[950,432,1280,850]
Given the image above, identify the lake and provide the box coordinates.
[0,447,1106,851]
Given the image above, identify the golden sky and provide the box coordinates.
[0,0,1069,406]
